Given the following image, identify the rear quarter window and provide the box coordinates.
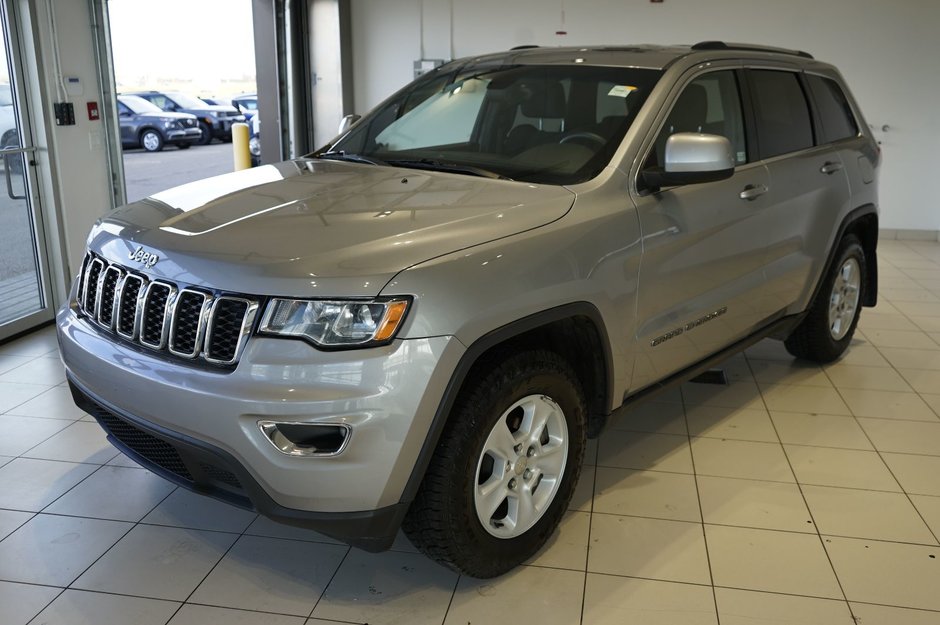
[806,74,859,143]
[749,70,814,159]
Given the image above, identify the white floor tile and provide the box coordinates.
[169,604,305,625]
[0,414,71,456]
[859,418,940,456]
[0,580,61,625]
[445,566,585,625]
[825,364,914,392]
[45,465,176,522]
[596,430,693,473]
[706,525,842,599]
[588,514,711,584]
[697,475,814,533]
[715,588,854,625]
[881,453,940,496]
[142,488,257,533]
[0,356,66,385]
[785,445,901,491]
[72,524,237,601]
[0,381,55,414]
[842,389,939,421]
[849,603,940,625]
[190,535,347,616]
[525,510,590,570]
[760,384,851,415]
[22,421,117,464]
[570,463,594,512]
[311,549,458,625]
[582,574,717,625]
[6,386,87,420]
[0,509,32,540]
[608,401,687,435]
[0,457,97,511]
[899,369,940,394]
[592,467,701,521]
[32,589,179,625]
[802,484,936,544]
[748,359,832,387]
[0,353,33,375]
[0,514,130,586]
[825,536,940,611]
[771,411,873,450]
[686,405,778,442]
[243,515,344,545]
[691,438,794,482]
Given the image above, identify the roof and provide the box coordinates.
[461,41,816,71]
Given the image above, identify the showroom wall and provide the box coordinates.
[350,0,940,235]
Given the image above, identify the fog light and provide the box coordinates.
[258,420,351,456]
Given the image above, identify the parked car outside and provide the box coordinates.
[199,97,226,107]
[232,93,257,120]
[116,95,201,152]
[127,91,244,145]
[249,111,260,166]
[59,42,879,578]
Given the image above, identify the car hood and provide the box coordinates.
[190,104,239,115]
[88,159,575,297]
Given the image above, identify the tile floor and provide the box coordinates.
[2,238,940,624]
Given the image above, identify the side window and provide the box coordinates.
[117,102,132,116]
[749,70,814,158]
[653,70,747,167]
[147,95,167,110]
[805,74,858,143]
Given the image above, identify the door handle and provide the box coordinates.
[739,184,768,201]
[820,161,843,175]
[3,153,25,200]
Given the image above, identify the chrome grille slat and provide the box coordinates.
[75,253,255,367]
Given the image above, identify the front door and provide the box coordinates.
[0,0,53,339]
[630,68,775,390]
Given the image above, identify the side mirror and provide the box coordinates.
[337,113,361,135]
[642,133,735,189]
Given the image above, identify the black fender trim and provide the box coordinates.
[398,302,615,505]
[809,204,879,309]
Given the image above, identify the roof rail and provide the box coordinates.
[691,41,814,60]
[510,45,540,50]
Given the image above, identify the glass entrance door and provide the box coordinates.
[0,0,52,338]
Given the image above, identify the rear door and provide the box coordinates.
[630,66,776,390]
[742,67,852,314]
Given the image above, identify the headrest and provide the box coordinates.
[520,81,567,118]
[668,83,708,133]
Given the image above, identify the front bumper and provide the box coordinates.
[167,128,201,143]
[57,302,464,548]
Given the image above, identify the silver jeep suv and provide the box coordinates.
[58,42,879,578]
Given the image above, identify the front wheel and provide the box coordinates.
[196,121,213,145]
[784,234,866,362]
[140,129,163,152]
[403,350,586,578]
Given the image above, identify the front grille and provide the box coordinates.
[91,406,194,481]
[77,252,258,367]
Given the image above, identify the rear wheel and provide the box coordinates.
[403,350,586,578]
[140,129,163,152]
[784,234,866,362]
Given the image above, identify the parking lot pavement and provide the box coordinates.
[123,142,236,203]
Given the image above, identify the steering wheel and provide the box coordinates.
[559,132,606,148]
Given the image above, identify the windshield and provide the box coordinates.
[119,95,164,115]
[324,63,660,184]
[167,92,209,109]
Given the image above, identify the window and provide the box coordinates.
[749,70,814,159]
[653,70,747,167]
[806,74,858,143]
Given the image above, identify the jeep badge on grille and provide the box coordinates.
[128,245,159,268]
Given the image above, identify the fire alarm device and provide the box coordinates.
[87,101,100,121]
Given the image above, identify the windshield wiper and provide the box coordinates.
[386,158,511,180]
[316,151,389,166]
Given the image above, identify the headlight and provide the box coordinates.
[259,297,410,348]
[162,120,178,129]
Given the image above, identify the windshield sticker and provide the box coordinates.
[607,85,637,98]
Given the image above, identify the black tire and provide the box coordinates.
[196,121,213,145]
[403,350,586,578]
[176,143,191,150]
[784,234,866,363]
[139,129,164,152]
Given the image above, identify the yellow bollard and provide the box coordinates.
[232,122,251,171]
